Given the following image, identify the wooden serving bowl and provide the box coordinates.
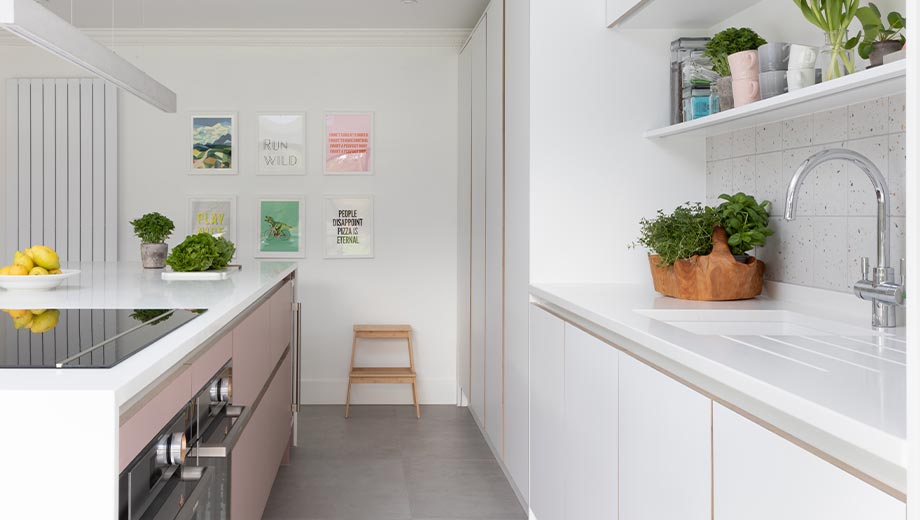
[648,227,765,301]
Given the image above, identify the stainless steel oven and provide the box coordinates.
[119,403,215,520]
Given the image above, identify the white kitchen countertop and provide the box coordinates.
[530,282,907,494]
[0,261,297,407]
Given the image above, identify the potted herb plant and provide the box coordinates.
[165,233,236,272]
[855,3,905,67]
[633,194,772,301]
[793,0,861,81]
[714,192,773,263]
[705,27,767,109]
[130,212,175,269]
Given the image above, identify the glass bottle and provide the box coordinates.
[818,30,855,81]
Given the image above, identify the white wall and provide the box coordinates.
[531,0,704,284]
[0,42,459,404]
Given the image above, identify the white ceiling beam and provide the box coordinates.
[0,0,176,113]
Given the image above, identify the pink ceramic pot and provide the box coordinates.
[727,50,760,80]
[732,78,761,107]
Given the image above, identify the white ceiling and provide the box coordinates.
[39,0,488,29]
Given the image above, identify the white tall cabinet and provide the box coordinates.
[457,0,521,498]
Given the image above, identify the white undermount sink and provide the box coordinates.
[635,309,881,337]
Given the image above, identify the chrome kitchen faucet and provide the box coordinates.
[784,149,905,328]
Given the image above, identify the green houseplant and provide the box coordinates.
[166,233,236,272]
[714,192,774,259]
[705,27,767,110]
[130,212,175,269]
[633,202,719,267]
[793,0,861,80]
[855,3,905,66]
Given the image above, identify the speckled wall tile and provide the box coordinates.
[812,107,848,145]
[706,160,732,206]
[754,152,783,211]
[889,133,906,217]
[732,127,756,156]
[755,122,783,153]
[707,133,733,161]
[847,136,889,216]
[849,97,889,138]
[732,156,755,195]
[811,217,848,291]
[889,93,906,133]
[704,95,906,294]
[892,217,907,271]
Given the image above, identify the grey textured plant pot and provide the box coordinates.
[869,40,905,67]
[716,76,734,110]
[141,243,168,269]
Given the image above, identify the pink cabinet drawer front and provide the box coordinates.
[231,352,293,520]
[119,368,191,472]
[232,301,272,406]
[269,283,293,368]
[190,332,232,394]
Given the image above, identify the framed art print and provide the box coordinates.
[324,195,374,259]
[257,112,306,175]
[257,196,306,258]
[323,112,374,175]
[191,113,237,174]
[187,196,237,244]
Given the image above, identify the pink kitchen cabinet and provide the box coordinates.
[269,281,293,369]
[232,299,273,407]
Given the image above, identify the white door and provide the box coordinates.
[713,403,905,520]
[468,19,487,425]
[457,38,473,406]
[619,353,712,520]
[529,305,565,520]
[483,0,505,451]
[564,324,618,520]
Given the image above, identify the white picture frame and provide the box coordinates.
[190,112,238,175]
[323,111,374,176]
[256,112,307,175]
[187,195,238,245]
[256,196,306,259]
[324,195,374,259]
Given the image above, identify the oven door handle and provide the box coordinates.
[171,466,214,520]
[187,405,252,458]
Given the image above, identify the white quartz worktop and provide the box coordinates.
[531,282,907,494]
[0,261,297,407]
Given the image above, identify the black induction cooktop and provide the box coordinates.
[0,308,204,368]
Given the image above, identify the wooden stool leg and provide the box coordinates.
[412,381,420,419]
[345,380,353,418]
[346,333,358,418]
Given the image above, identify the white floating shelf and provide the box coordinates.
[608,0,763,29]
[645,60,906,140]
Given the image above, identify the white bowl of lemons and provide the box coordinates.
[0,246,79,291]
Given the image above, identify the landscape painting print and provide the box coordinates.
[191,114,236,174]
[257,197,305,258]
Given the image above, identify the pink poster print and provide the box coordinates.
[324,112,373,175]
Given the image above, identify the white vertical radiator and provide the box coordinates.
[4,78,118,261]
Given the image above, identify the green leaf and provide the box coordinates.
[888,11,905,29]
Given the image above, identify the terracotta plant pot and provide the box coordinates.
[647,227,765,301]
[141,243,168,269]
[868,40,905,67]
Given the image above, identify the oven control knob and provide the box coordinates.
[155,431,187,467]
[209,377,232,403]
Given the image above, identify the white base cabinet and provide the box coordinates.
[529,305,565,520]
[564,324,618,520]
[712,404,905,520]
[618,353,712,520]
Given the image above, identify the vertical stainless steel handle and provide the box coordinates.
[295,301,302,410]
[860,257,870,281]
[901,258,906,287]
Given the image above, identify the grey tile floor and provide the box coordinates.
[262,405,527,520]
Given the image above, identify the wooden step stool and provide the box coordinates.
[345,324,420,419]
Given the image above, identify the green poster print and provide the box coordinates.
[260,200,300,253]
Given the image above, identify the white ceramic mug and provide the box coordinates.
[787,68,817,91]
[789,44,818,70]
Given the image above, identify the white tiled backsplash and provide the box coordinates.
[706,94,907,293]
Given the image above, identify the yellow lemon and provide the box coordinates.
[29,266,49,276]
[29,309,59,333]
[49,269,63,275]
[7,309,31,320]
[8,265,28,276]
[22,247,34,260]
[30,246,59,271]
[13,251,34,271]
[30,309,47,315]
[9,310,33,330]
[0,265,11,276]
